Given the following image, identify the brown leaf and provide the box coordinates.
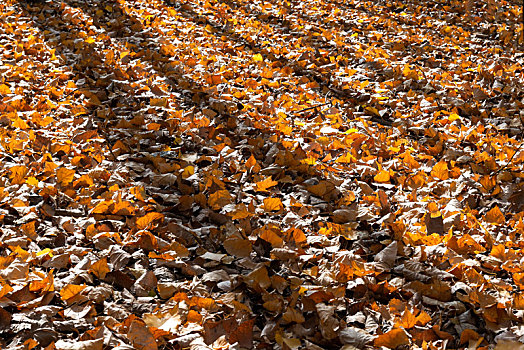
[223,236,252,257]
[128,319,158,350]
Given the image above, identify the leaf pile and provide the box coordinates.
[0,0,523,349]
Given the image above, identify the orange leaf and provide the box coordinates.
[90,258,110,279]
[227,203,253,220]
[60,284,87,301]
[259,228,284,247]
[245,154,258,169]
[10,165,28,185]
[208,190,233,210]
[374,169,391,183]
[514,273,524,289]
[187,310,203,323]
[56,168,75,187]
[415,310,432,326]
[29,270,54,293]
[20,221,37,239]
[113,200,136,215]
[255,176,278,192]
[431,160,449,180]
[484,206,505,225]
[12,117,28,130]
[263,197,283,212]
[395,309,416,329]
[374,328,410,348]
[0,284,13,299]
[0,84,11,95]
[136,212,164,230]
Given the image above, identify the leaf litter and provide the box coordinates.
[0,0,523,348]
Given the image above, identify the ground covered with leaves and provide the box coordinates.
[0,0,523,348]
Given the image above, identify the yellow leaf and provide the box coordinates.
[10,165,28,185]
[253,53,263,62]
[431,160,449,180]
[26,177,39,187]
[56,168,75,187]
[136,212,164,230]
[90,258,110,279]
[484,206,505,225]
[60,284,87,301]
[36,249,52,258]
[263,197,283,212]
[181,165,194,179]
[255,176,278,192]
[448,113,461,121]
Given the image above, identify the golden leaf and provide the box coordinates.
[484,206,505,225]
[263,197,283,212]
[0,84,12,95]
[56,168,75,187]
[136,212,164,230]
[374,328,410,348]
[374,169,391,183]
[255,176,278,192]
[60,284,87,301]
[431,160,449,180]
[10,165,28,185]
[259,228,284,247]
[90,258,110,279]
[208,190,233,210]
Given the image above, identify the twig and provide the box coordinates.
[493,141,524,175]
[293,102,331,114]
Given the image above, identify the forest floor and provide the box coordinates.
[0,0,523,349]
